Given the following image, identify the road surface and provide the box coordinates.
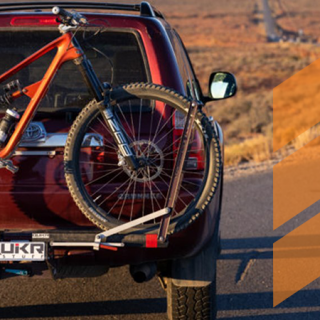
[1,166,320,319]
[261,0,280,42]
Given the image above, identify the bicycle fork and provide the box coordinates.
[74,52,139,171]
[97,101,139,171]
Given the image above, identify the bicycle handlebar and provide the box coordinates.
[52,6,87,26]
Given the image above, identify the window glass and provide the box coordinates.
[0,30,148,110]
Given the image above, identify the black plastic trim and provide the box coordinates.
[0,1,164,19]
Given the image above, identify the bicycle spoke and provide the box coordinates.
[118,176,136,220]
[163,157,205,162]
[129,100,136,142]
[97,174,132,206]
[160,170,196,198]
[145,102,167,157]
[97,117,113,136]
[129,175,138,221]
[161,136,182,154]
[88,125,118,152]
[147,126,176,152]
[161,167,204,176]
[90,169,124,197]
[147,104,155,154]
[159,170,202,188]
[138,99,142,143]
[162,149,205,158]
[85,167,122,187]
[146,182,162,216]
[142,172,147,217]
[116,103,135,141]
[144,168,155,214]
[181,179,202,187]
[80,168,121,176]
[157,173,187,209]
[150,178,166,200]
[99,176,133,211]
[145,109,176,156]
[80,161,118,167]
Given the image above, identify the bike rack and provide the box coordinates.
[50,207,170,251]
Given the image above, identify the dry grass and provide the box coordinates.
[225,135,272,167]
[292,125,320,150]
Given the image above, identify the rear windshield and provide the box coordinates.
[0,29,148,111]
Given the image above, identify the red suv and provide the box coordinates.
[0,2,236,319]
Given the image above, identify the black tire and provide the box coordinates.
[64,83,221,232]
[165,221,220,320]
[167,275,217,320]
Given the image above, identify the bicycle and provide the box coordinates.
[0,7,222,246]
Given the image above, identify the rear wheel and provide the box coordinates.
[165,223,220,320]
[64,83,221,232]
[167,277,217,320]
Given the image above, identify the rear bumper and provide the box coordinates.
[0,176,222,268]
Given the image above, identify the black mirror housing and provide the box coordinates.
[208,72,237,101]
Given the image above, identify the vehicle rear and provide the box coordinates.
[0,9,219,259]
[0,4,227,320]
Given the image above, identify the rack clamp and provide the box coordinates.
[94,207,171,249]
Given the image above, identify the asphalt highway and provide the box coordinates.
[1,167,320,320]
[261,0,280,41]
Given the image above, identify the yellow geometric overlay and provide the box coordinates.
[273,58,320,152]
[273,136,320,230]
[274,213,320,306]
[273,59,320,306]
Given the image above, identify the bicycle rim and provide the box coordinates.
[65,84,213,231]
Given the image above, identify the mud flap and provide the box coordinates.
[171,222,220,287]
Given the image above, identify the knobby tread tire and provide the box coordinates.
[167,279,217,320]
[64,83,222,233]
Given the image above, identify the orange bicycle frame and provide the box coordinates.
[0,32,82,159]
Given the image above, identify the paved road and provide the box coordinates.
[1,167,320,320]
[261,0,280,42]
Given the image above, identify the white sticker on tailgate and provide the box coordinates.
[0,242,45,261]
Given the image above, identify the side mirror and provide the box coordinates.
[208,72,237,100]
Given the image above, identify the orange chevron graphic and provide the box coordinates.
[273,59,320,306]
[273,58,320,152]
[273,136,320,230]
[274,213,320,306]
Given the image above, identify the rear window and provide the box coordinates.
[0,29,149,111]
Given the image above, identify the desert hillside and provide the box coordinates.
[147,0,320,164]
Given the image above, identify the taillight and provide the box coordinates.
[89,147,105,174]
[173,111,205,170]
[11,17,59,26]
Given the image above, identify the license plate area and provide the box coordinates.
[0,242,45,261]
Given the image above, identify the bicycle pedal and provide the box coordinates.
[0,159,18,173]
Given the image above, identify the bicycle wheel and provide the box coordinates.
[64,83,221,233]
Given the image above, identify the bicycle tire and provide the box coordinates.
[64,83,221,234]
